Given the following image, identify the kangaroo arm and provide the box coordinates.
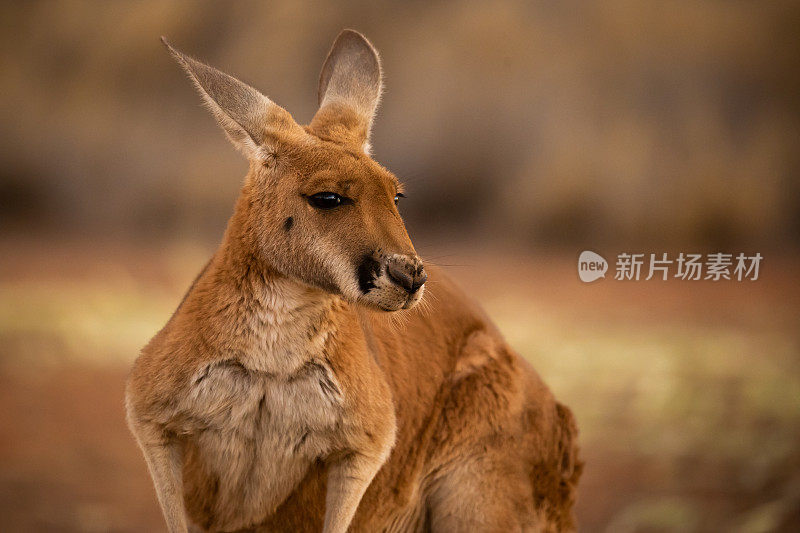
[130,419,188,533]
[323,450,388,533]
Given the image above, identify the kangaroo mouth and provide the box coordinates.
[353,252,426,312]
[357,254,382,294]
[360,275,425,313]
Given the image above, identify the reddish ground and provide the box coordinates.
[1,239,798,531]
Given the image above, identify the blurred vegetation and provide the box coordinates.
[1,243,799,531]
[2,1,800,531]
[1,0,799,249]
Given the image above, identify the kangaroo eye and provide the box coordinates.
[394,193,405,205]
[308,192,348,210]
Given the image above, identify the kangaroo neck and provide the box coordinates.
[199,217,342,375]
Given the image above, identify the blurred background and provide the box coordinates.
[1,1,799,531]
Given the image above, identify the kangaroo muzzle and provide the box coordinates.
[385,255,426,294]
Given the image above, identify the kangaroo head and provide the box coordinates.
[163,30,426,312]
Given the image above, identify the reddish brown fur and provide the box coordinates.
[126,30,580,533]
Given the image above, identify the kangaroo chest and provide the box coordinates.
[183,354,344,530]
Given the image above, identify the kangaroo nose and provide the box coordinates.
[386,258,427,294]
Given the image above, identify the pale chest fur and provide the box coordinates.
[176,282,346,530]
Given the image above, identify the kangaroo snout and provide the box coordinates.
[386,256,427,294]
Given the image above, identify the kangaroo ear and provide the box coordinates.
[162,37,303,159]
[310,30,382,154]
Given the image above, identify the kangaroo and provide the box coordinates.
[126,30,581,533]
